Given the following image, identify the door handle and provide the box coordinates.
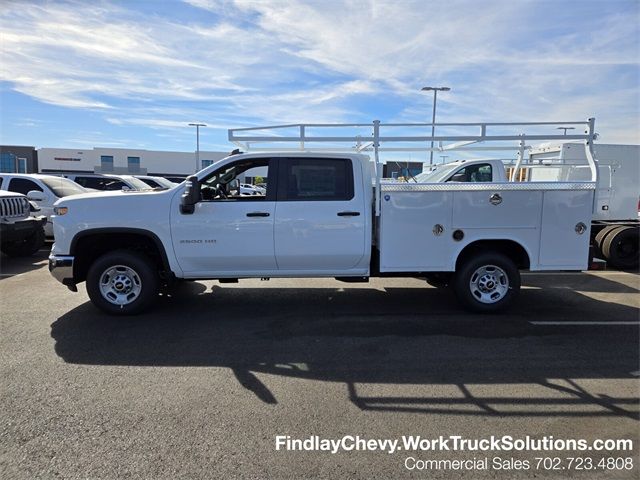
[337,211,361,217]
[246,212,270,217]
[489,193,502,205]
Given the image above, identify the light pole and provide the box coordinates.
[188,123,207,172]
[557,126,575,136]
[421,86,450,165]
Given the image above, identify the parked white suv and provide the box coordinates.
[0,173,90,237]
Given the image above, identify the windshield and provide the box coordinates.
[150,177,177,188]
[40,177,88,197]
[414,164,460,183]
[122,176,155,190]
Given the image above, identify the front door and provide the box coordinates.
[172,157,277,276]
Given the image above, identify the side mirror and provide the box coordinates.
[27,190,45,201]
[230,179,240,190]
[180,175,200,214]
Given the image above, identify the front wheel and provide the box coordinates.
[453,252,520,313]
[86,250,159,315]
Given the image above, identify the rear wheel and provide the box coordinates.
[454,252,520,313]
[602,226,639,270]
[86,250,159,315]
[593,224,621,259]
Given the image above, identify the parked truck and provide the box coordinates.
[413,143,639,269]
[49,119,602,315]
[1,190,46,257]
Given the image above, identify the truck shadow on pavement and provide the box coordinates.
[51,278,640,419]
[0,248,50,280]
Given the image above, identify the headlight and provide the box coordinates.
[54,206,68,215]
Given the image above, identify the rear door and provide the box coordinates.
[274,157,366,272]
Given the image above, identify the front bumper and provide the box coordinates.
[49,254,77,291]
[0,216,46,242]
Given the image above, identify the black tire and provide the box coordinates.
[602,226,639,270]
[86,250,159,315]
[453,252,520,313]
[593,224,621,259]
[1,226,45,257]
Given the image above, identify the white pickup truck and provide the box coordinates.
[49,119,600,315]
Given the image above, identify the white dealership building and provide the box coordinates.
[37,147,230,177]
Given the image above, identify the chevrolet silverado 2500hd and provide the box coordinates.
[49,119,600,315]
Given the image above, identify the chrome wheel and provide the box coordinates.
[99,265,142,306]
[469,264,509,304]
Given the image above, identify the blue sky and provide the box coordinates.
[1,0,638,154]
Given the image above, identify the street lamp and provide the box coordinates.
[188,123,207,172]
[421,86,450,165]
[557,126,575,136]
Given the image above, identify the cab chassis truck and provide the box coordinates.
[50,119,600,315]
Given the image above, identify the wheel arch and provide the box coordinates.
[70,228,173,283]
[455,239,531,271]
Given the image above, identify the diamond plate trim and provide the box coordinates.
[380,182,595,192]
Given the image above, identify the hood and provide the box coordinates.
[54,187,176,206]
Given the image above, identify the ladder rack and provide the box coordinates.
[228,119,597,216]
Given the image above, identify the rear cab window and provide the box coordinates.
[446,163,493,182]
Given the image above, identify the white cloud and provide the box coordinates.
[0,0,638,145]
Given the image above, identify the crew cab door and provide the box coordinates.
[171,157,277,275]
[274,157,367,272]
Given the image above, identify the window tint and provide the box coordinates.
[200,158,270,201]
[8,178,43,195]
[281,158,353,201]
[447,163,493,183]
[75,176,126,190]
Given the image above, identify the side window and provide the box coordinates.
[74,177,98,189]
[75,177,126,190]
[101,179,127,190]
[447,163,493,183]
[200,158,270,201]
[280,158,353,201]
[8,178,43,195]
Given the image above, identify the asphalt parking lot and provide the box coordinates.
[1,248,639,479]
